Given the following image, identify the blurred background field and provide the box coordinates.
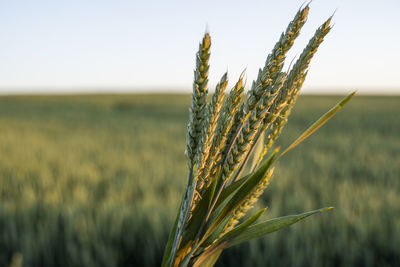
[0,94,399,267]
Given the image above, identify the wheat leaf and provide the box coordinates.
[227,207,333,247]
[217,208,266,242]
[280,91,356,157]
[200,208,266,256]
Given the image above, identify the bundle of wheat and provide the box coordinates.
[162,4,354,267]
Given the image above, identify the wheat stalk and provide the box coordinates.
[169,33,212,266]
[199,74,245,189]
[186,33,211,170]
[195,73,228,191]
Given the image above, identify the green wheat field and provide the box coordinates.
[0,94,399,267]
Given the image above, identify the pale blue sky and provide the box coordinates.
[0,0,399,94]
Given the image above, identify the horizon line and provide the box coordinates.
[0,86,399,94]
[0,89,399,97]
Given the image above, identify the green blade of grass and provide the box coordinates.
[280,91,356,157]
[227,207,333,247]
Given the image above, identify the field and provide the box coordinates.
[0,94,399,267]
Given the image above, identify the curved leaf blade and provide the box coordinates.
[227,207,333,248]
[280,91,356,156]
[217,208,266,243]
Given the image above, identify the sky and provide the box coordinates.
[0,0,399,94]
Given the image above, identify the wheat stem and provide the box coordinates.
[171,33,211,267]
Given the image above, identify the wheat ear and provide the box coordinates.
[254,72,308,170]
[245,4,309,111]
[221,73,286,183]
[195,73,228,191]
[204,75,245,179]
[191,75,243,211]
[221,5,310,176]
[255,17,332,170]
[170,33,212,266]
[186,33,211,170]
